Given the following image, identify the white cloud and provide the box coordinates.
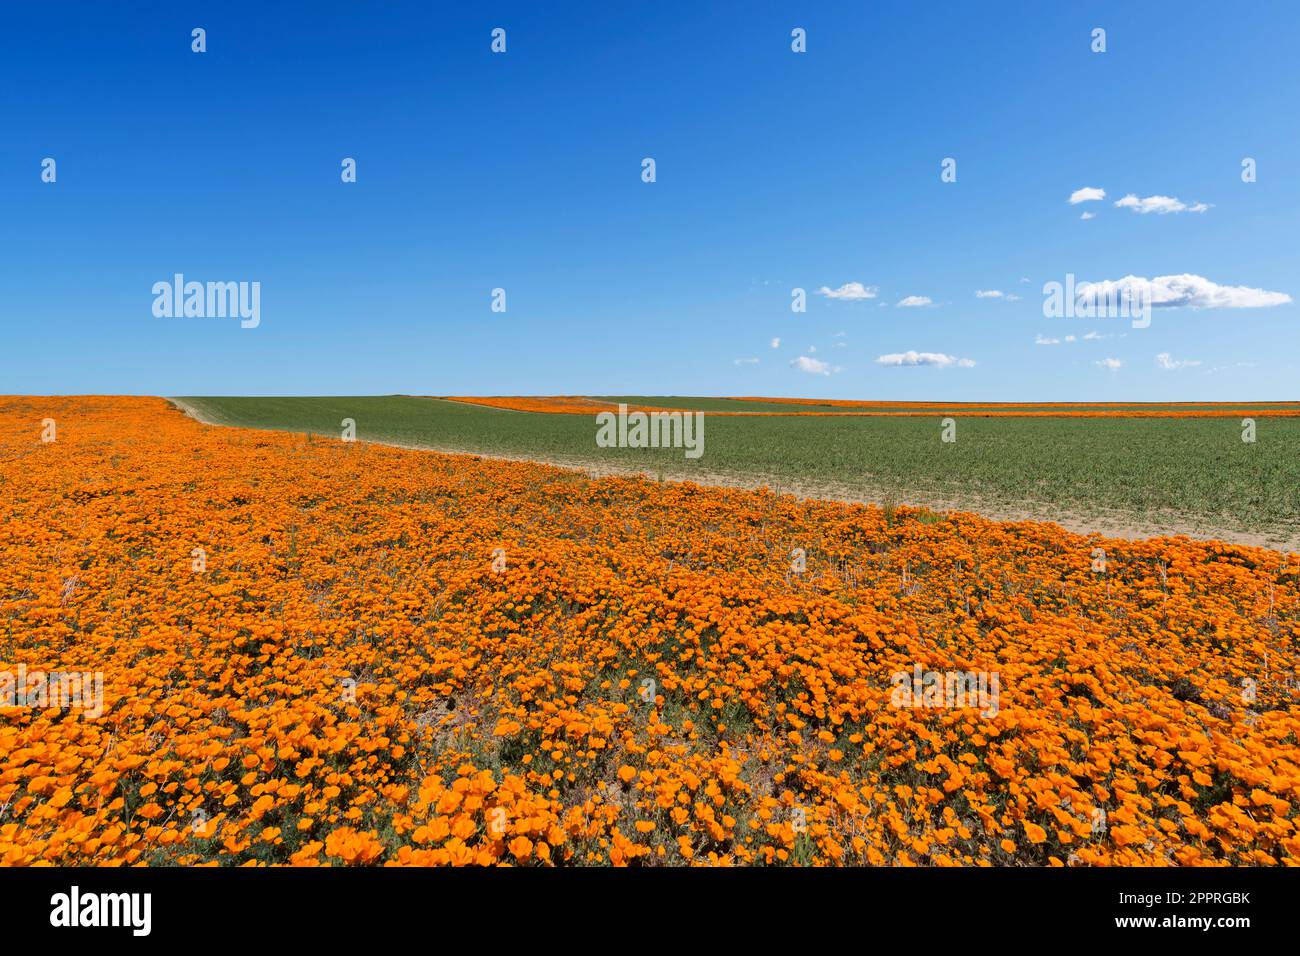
[817,282,878,300]
[1076,274,1291,310]
[1154,352,1201,370]
[808,345,817,352]
[896,295,933,308]
[976,289,1004,298]
[1069,186,1106,204]
[1080,211,1096,220]
[770,337,780,349]
[791,355,838,376]
[1114,193,1211,214]
[1095,358,1123,371]
[734,357,759,366]
[1035,334,1061,345]
[1082,330,1112,340]
[1064,334,1076,343]
[877,351,975,368]
[1019,277,1031,284]
[1205,361,1256,375]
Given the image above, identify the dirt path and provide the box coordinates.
[167,398,1299,553]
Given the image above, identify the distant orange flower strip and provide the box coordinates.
[442,396,1300,418]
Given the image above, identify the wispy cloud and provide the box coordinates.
[817,282,877,301]
[896,295,933,308]
[1069,186,1106,204]
[975,289,1004,298]
[1080,211,1096,220]
[791,355,839,376]
[1114,193,1211,214]
[733,357,759,366]
[1077,274,1291,310]
[1205,361,1256,375]
[1095,357,1123,371]
[770,337,780,348]
[1154,352,1201,370]
[1035,334,1061,345]
[877,350,975,368]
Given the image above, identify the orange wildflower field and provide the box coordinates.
[3,395,1299,867]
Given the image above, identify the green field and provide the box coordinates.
[174,395,1300,549]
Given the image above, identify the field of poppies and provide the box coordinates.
[3,395,1299,866]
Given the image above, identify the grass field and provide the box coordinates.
[175,396,1300,549]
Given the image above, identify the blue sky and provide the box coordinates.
[4,0,1298,400]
